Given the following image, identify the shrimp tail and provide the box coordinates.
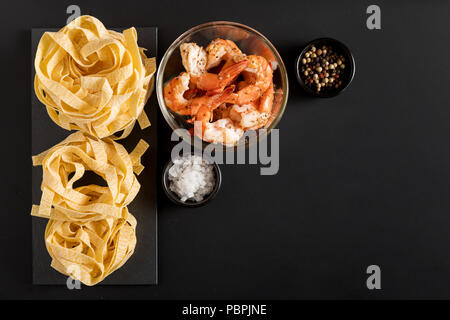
[196,60,248,93]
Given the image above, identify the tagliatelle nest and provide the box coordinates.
[31,131,148,286]
[45,207,137,286]
[31,131,149,220]
[34,15,156,139]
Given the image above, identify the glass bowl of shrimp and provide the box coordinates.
[156,21,289,149]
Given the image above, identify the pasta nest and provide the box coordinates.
[32,131,148,220]
[34,15,156,139]
[32,131,148,285]
[45,207,137,286]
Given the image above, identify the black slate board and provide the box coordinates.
[31,27,158,285]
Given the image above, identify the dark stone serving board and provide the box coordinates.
[31,27,158,285]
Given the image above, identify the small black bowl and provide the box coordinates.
[295,37,355,98]
[162,154,222,208]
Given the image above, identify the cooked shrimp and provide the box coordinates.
[229,104,264,129]
[225,84,262,105]
[188,85,235,134]
[205,38,246,70]
[226,55,273,105]
[258,81,274,114]
[203,118,244,146]
[229,82,274,130]
[164,38,275,146]
[229,103,272,130]
[163,72,191,115]
[180,43,207,77]
[196,59,248,93]
[213,103,231,121]
[243,55,273,91]
[180,41,248,93]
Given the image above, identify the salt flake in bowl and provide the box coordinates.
[163,154,222,207]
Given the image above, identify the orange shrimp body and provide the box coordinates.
[229,82,274,130]
[243,55,273,92]
[163,72,191,115]
[205,38,245,70]
[227,55,273,105]
[188,86,235,135]
[196,59,248,93]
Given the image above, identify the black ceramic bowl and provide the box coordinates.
[162,155,222,208]
[295,37,355,98]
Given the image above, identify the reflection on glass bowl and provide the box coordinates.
[156,21,289,150]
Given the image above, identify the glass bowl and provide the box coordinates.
[156,21,289,149]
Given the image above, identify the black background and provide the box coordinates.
[2,0,450,299]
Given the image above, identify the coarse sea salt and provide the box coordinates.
[168,154,215,202]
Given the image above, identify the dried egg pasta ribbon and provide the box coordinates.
[34,15,156,139]
[31,131,149,221]
[44,207,137,286]
[31,131,148,285]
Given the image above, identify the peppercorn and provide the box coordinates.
[300,43,348,93]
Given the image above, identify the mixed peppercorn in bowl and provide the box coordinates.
[296,38,355,98]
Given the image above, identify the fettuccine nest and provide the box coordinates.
[32,131,148,285]
[45,208,137,286]
[34,15,156,139]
